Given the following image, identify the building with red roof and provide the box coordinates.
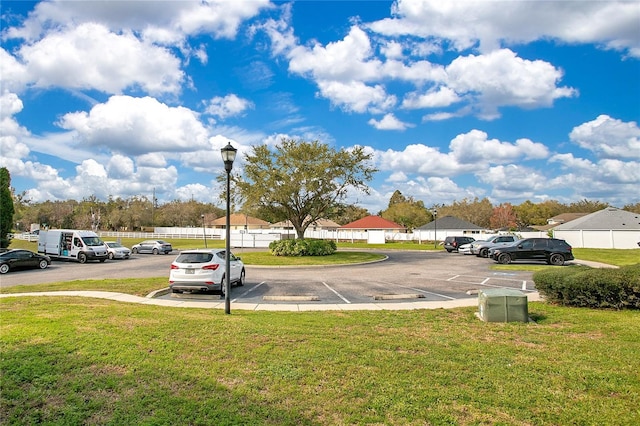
[340,215,406,233]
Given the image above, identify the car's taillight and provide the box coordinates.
[170,264,179,269]
[203,264,220,270]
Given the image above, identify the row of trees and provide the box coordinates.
[378,192,640,232]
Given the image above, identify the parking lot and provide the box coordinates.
[0,250,536,306]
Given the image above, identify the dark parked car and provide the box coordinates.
[443,236,476,253]
[491,238,574,266]
[0,249,51,274]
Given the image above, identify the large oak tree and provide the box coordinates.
[237,139,377,239]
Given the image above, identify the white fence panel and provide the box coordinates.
[554,230,640,249]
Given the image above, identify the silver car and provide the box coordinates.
[105,241,131,260]
[131,240,173,255]
[169,249,245,294]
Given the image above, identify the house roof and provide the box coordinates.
[270,217,341,228]
[548,212,589,224]
[554,207,640,230]
[415,215,483,231]
[340,215,405,230]
[210,213,270,226]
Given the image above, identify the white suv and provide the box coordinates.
[169,249,245,294]
[471,235,517,258]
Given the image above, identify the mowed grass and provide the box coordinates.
[2,241,639,423]
[1,298,639,425]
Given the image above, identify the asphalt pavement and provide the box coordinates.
[0,250,552,311]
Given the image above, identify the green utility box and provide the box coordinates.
[478,289,529,322]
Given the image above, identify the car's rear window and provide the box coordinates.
[176,253,213,263]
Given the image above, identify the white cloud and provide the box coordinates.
[449,130,549,164]
[57,95,209,155]
[375,129,549,178]
[368,113,413,130]
[479,164,547,193]
[17,23,184,95]
[107,155,135,179]
[380,41,404,59]
[174,183,216,203]
[6,0,271,44]
[569,115,640,159]
[445,49,577,119]
[204,94,254,120]
[402,86,460,109]
[368,0,640,57]
[316,80,396,113]
[0,92,24,118]
[0,49,29,93]
[289,26,382,82]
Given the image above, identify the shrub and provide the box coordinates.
[533,264,640,309]
[269,239,337,257]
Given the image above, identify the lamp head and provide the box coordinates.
[221,142,237,172]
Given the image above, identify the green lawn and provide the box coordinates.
[2,241,639,424]
[1,298,638,425]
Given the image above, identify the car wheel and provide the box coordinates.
[0,264,9,274]
[549,254,565,266]
[497,253,511,264]
[152,248,159,255]
[446,249,453,253]
[108,252,114,260]
[479,248,489,258]
[237,269,245,286]
[39,260,48,269]
[132,247,138,254]
[78,253,87,264]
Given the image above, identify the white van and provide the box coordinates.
[38,229,108,263]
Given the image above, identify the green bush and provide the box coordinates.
[533,264,640,309]
[269,238,337,257]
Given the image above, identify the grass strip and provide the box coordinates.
[1,298,639,425]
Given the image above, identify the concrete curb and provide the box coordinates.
[0,290,544,312]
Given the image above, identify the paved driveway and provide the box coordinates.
[0,250,535,306]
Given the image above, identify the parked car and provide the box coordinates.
[105,241,131,260]
[169,249,245,294]
[458,242,474,255]
[131,240,173,255]
[443,236,476,253]
[471,235,518,258]
[0,249,51,274]
[491,238,574,266]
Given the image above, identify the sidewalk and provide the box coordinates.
[571,259,619,268]
[0,289,544,311]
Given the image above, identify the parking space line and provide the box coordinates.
[322,282,351,304]
[447,275,460,281]
[232,281,265,302]
[522,280,527,290]
[403,287,456,300]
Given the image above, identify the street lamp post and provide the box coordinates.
[433,208,438,249]
[221,142,237,314]
[201,214,207,248]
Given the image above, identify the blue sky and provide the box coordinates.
[1,0,639,214]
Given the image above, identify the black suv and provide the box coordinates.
[443,236,476,253]
[491,238,574,266]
